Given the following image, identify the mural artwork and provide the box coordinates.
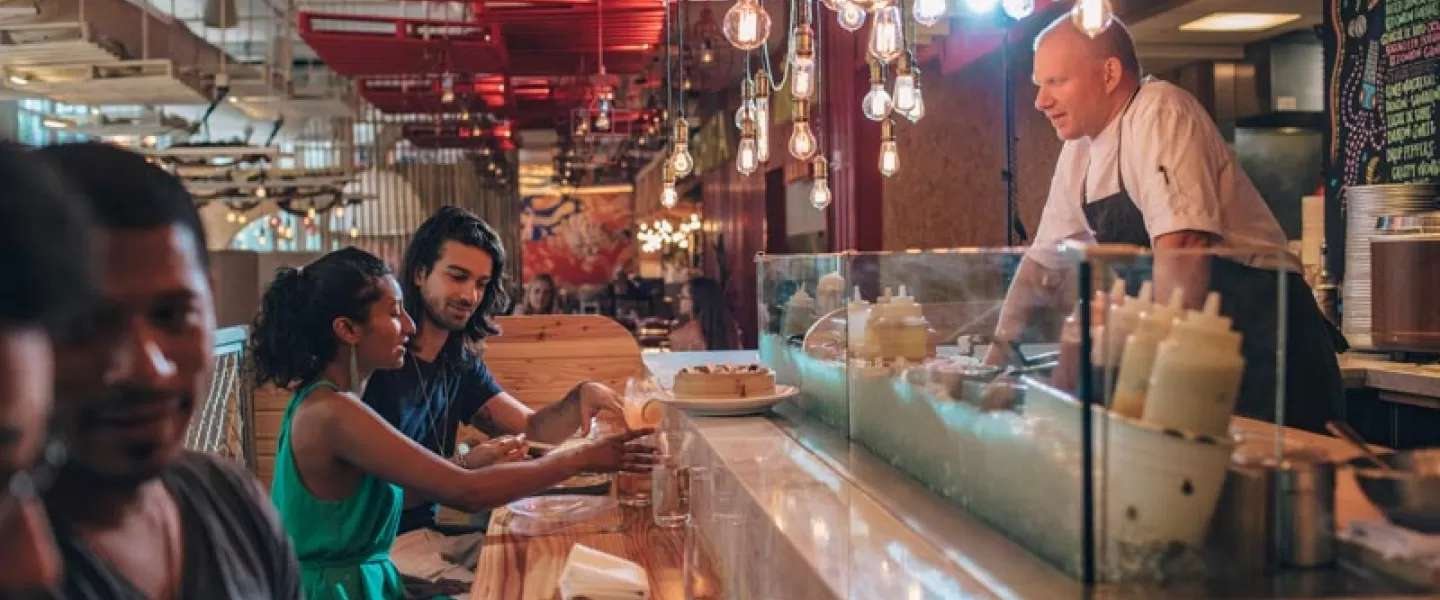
[520,192,635,286]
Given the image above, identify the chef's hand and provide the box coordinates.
[575,382,628,435]
[459,435,528,469]
[982,339,1013,368]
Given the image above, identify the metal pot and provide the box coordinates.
[1347,448,1440,533]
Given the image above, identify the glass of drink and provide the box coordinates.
[616,380,666,507]
[652,430,691,528]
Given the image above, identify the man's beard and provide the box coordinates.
[424,295,471,331]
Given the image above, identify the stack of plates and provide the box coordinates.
[1343,183,1440,347]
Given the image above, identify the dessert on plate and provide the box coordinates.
[672,364,778,399]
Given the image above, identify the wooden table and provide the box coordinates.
[469,497,723,600]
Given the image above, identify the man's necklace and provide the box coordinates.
[412,358,457,455]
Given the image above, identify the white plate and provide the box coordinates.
[661,384,799,416]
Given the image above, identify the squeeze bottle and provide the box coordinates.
[1110,286,1183,418]
[1142,291,1246,437]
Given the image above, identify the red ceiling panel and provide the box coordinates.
[402,120,515,150]
[299,12,510,76]
[358,73,508,115]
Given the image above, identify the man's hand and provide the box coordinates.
[575,382,627,435]
[565,428,658,473]
[982,339,1013,368]
[459,435,529,469]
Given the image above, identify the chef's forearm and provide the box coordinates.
[1152,230,1219,310]
[995,255,1066,343]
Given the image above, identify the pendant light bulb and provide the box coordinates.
[737,137,758,174]
[819,0,842,11]
[1002,0,1034,19]
[735,102,753,129]
[837,1,866,32]
[723,0,771,51]
[791,26,816,101]
[788,103,817,160]
[754,72,771,163]
[1072,0,1114,37]
[862,61,892,121]
[671,121,693,177]
[893,55,917,113]
[879,119,899,177]
[810,156,832,210]
[913,0,947,27]
[904,82,926,122]
[868,2,905,63]
[662,185,679,208]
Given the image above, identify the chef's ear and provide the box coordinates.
[1102,57,1124,94]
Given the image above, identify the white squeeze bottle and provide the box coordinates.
[1110,286,1183,418]
[1091,279,1139,377]
[1141,291,1246,437]
[846,286,873,358]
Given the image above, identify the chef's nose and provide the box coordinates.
[1035,88,1054,113]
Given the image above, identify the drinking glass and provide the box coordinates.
[652,430,692,528]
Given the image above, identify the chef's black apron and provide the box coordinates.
[1082,85,1347,434]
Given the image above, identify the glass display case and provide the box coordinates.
[756,244,1319,584]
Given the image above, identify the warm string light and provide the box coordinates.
[810,155,832,209]
[878,118,899,177]
[789,102,817,160]
[753,71,771,163]
[1073,0,1114,37]
[862,59,892,121]
[868,0,905,63]
[638,214,701,253]
[722,0,771,50]
[671,120,693,177]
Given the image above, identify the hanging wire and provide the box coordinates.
[664,0,672,125]
[759,0,797,92]
[676,0,685,118]
[813,0,823,154]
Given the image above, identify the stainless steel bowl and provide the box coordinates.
[1347,448,1440,533]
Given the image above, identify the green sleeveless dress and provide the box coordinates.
[271,380,406,600]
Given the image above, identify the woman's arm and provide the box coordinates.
[315,389,653,513]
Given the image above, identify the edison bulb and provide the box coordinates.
[661,185,678,208]
[789,121,817,159]
[754,102,771,163]
[903,85,926,122]
[819,0,842,10]
[737,137,758,175]
[722,0,771,51]
[893,73,917,112]
[837,1,865,31]
[913,0,946,27]
[735,102,753,129]
[868,3,904,63]
[594,112,610,130]
[879,139,899,177]
[862,84,892,121]
[811,177,832,209]
[791,57,816,100]
[757,128,771,162]
[1002,0,1034,19]
[672,145,694,177]
[1072,0,1113,37]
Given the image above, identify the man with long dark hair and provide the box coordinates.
[35,142,302,599]
[362,206,627,579]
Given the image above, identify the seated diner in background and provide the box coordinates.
[669,276,742,352]
[0,141,95,596]
[250,244,656,600]
[512,273,560,315]
[35,142,304,599]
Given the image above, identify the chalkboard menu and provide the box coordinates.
[1325,0,1440,193]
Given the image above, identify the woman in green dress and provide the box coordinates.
[248,248,656,600]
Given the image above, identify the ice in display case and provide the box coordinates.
[756,244,1317,584]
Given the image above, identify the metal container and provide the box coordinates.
[1208,442,1336,572]
[1341,184,1439,349]
[1371,212,1440,352]
[1271,450,1337,568]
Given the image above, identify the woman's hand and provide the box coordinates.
[567,428,658,473]
[459,435,529,469]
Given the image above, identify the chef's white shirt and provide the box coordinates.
[1028,78,1299,272]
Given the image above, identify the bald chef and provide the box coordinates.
[986,15,1347,432]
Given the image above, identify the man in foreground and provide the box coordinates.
[37,142,303,599]
[0,142,94,596]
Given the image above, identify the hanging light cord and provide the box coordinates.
[814,0,823,155]
[759,0,797,92]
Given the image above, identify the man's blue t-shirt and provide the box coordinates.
[362,343,503,533]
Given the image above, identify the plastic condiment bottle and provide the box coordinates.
[817,272,846,314]
[846,286,873,358]
[1142,291,1246,437]
[1051,288,1108,394]
[887,285,932,362]
[783,287,817,336]
[1091,280,1137,378]
[1110,286,1184,418]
